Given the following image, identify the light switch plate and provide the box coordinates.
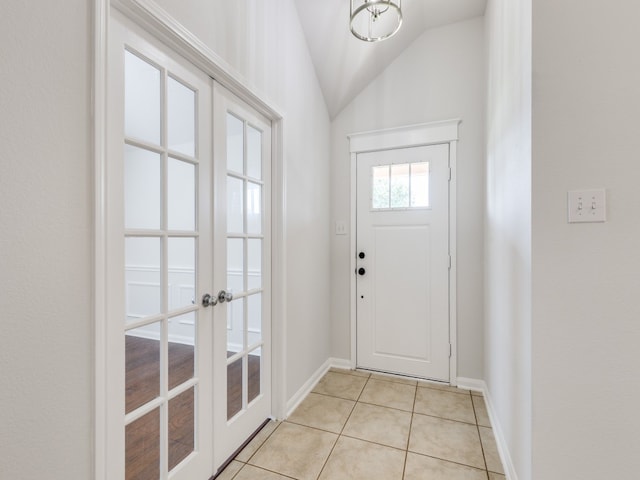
[335,221,347,235]
[568,189,606,223]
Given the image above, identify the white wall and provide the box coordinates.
[484,1,532,479]
[0,0,331,477]
[0,1,93,478]
[330,17,486,379]
[532,1,640,478]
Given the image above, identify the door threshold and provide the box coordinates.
[211,418,272,479]
[356,367,451,386]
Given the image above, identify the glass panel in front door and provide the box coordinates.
[370,161,431,210]
[123,49,200,479]
[226,113,264,420]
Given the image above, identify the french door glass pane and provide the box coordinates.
[168,237,195,311]
[227,113,244,174]
[246,181,262,234]
[247,293,262,346]
[227,176,244,234]
[168,387,195,471]
[248,347,261,404]
[167,158,196,231]
[227,238,244,294]
[167,77,195,156]
[125,237,161,323]
[125,51,160,145]
[126,408,160,480]
[168,312,195,390]
[125,145,161,230]
[125,322,161,414]
[227,357,243,419]
[227,298,244,355]
[247,239,262,290]
[246,125,262,179]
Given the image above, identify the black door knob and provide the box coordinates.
[359,252,365,259]
[358,267,366,276]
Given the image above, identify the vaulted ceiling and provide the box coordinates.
[292,0,487,118]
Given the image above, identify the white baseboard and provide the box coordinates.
[285,358,332,418]
[284,358,357,418]
[456,376,485,393]
[457,377,518,480]
[328,357,353,370]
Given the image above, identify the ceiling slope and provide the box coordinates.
[293,0,487,118]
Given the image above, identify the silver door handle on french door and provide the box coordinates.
[218,290,233,303]
[202,293,218,307]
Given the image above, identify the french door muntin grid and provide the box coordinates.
[123,45,201,475]
[226,111,265,420]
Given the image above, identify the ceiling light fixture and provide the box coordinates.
[350,0,403,43]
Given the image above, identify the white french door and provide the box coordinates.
[106,10,271,480]
[356,144,450,381]
[212,83,272,472]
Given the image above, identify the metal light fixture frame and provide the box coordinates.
[350,0,403,43]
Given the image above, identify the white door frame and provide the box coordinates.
[92,1,287,478]
[347,120,460,385]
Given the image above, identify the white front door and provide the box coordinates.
[212,83,272,472]
[107,11,272,479]
[356,144,450,381]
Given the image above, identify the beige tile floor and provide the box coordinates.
[218,368,506,480]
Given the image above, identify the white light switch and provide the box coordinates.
[335,221,347,235]
[568,189,606,223]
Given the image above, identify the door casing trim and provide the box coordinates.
[347,120,460,385]
[93,1,287,478]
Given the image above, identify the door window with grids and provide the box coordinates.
[371,161,430,209]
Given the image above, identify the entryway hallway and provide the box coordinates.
[217,368,506,479]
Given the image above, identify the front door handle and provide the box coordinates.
[218,289,233,303]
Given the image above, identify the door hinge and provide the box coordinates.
[448,167,452,181]
[448,255,452,270]
[449,344,452,358]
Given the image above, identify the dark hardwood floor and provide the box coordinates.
[125,335,261,479]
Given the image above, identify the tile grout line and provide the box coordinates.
[313,389,415,415]
[313,373,369,480]
[401,382,419,479]
[411,409,488,427]
[470,390,490,476]
[240,463,298,480]
[407,451,493,473]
